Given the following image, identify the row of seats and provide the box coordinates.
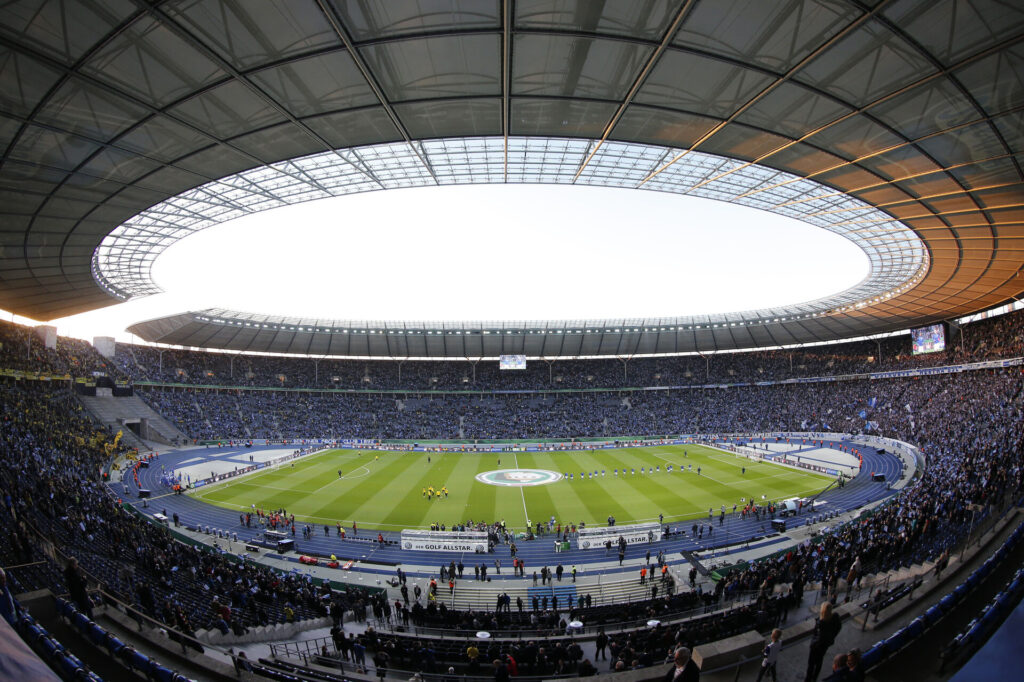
[15,607,103,682]
[942,567,1024,667]
[55,597,188,682]
[860,519,1024,670]
[859,576,924,616]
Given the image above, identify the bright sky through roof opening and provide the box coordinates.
[43,184,869,342]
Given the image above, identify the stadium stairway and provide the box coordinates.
[194,616,333,646]
[79,394,190,447]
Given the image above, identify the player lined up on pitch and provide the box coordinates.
[422,486,449,499]
[563,462,702,480]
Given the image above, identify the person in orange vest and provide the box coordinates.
[640,567,647,584]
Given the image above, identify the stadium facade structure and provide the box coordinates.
[1,1,1023,357]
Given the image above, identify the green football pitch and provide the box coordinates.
[190,444,834,532]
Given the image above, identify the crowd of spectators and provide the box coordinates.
[134,367,1015,444]
[2,310,1023,678]
[341,589,785,677]
[324,368,1024,676]
[0,319,121,378]
[0,380,376,641]
[111,309,1024,391]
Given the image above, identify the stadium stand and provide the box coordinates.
[112,310,1024,391]
[1,309,1022,679]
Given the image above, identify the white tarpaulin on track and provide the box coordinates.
[577,522,660,550]
[401,529,488,553]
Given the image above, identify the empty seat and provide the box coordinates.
[39,636,60,658]
[105,634,126,655]
[152,664,184,682]
[88,623,106,645]
[127,648,152,674]
[860,644,885,670]
[885,628,909,653]
[54,652,81,679]
[72,611,91,633]
[905,617,925,638]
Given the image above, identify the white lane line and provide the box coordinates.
[514,453,530,526]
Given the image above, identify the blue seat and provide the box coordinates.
[128,649,151,674]
[885,628,909,652]
[153,664,183,682]
[88,623,106,645]
[55,652,81,679]
[72,611,90,632]
[39,636,60,658]
[979,607,1001,629]
[105,634,126,655]
[923,605,943,625]
[23,622,45,643]
[905,617,925,638]
[860,644,884,670]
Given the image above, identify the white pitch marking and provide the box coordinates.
[514,453,530,526]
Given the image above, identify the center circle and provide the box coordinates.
[475,469,563,487]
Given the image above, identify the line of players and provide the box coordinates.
[562,462,744,480]
[422,485,449,500]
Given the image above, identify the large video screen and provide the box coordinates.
[499,354,526,370]
[910,323,946,355]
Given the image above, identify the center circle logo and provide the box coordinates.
[475,469,562,487]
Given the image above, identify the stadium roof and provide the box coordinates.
[3,1,1024,356]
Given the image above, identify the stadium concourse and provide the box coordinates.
[113,440,901,582]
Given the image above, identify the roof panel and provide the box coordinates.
[954,43,1024,114]
[611,106,717,149]
[331,0,500,42]
[512,34,654,100]
[883,0,1024,65]
[0,48,66,118]
[798,21,937,108]
[164,0,341,70]
[674,0,858,72]
[249,50,378,117]
[168,79,288,139]
[304,108,403,148]
[510,99,617,138]
[867,79,979,141]
[81,15,227,108]
[358,34,501,102]
[735,81,852,139]
[515,0,674,40]
[635,49,775,119]
[9,125,101,171]
[116,115,215,162]
[395,98,501,138]
[0,0,136,65]
[914,121,1009,167]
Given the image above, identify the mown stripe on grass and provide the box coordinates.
[378,452,462,529]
